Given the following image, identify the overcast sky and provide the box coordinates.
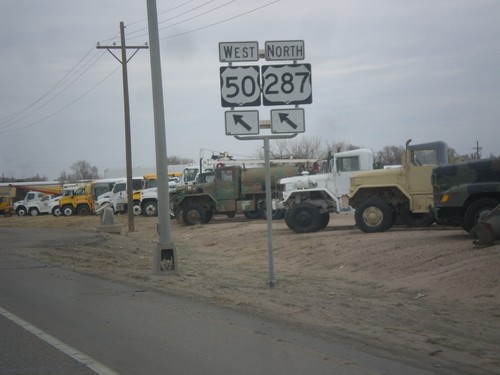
[1,0,499,179]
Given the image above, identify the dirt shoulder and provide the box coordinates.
[1,213,499,374]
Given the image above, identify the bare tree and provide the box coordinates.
[168,155,194,165]
[59,160,99,182]
[375,145,404,166]
[255,136,324,159]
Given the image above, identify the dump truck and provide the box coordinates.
[57,183,95,216]
[0,195,13,216]
[278,148,374,233]
[432,157,500,232]
[349,139,449,233]
[173,165,299,225]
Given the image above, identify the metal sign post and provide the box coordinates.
[220,40,312,287]
[235,132,297,287]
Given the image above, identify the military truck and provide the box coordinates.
[432,158,500,232]
[279,148,374,233]
[173,165,299,225]
[349,139,449,233]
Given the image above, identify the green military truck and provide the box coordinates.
[173,165,299,225]
[432,158,500,232]
[349,139,449,233]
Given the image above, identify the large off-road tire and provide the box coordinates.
[259,208,285,220]
[76,204,91,215]
[62,205,75,216]
[204,210,213,223]
[142,201,158,217]
[182,203,206,226]
[16,206,27,216]
[29,207,40,216]
[354,198,394,233]
[399,207,435,227]
[463,198,500,232]
[243,210,261,220]
[286,202,321,233]
[317,212,330,230]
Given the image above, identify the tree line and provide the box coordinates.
[3,138,496,183]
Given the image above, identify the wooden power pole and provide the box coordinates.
[97,22,148,232]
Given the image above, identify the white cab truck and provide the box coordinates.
[14,191,59,216]
[279,148,374,233]
[95,178,143,215]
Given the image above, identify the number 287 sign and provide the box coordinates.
[220,64,312,107]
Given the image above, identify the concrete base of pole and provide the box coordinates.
[153,242,177,274]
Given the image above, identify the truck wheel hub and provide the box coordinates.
[362,207,383,227]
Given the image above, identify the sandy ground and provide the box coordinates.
[1,213,499,374]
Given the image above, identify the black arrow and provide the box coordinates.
[233,114,252,131]
[278,113,298,129]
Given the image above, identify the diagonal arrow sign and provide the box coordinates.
[278,113,298,129]
[233,114,252,131]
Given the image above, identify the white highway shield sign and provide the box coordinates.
[225,110,259,135]
[262,64,312,106]
[220,66,261,107]
[271,109,305,134]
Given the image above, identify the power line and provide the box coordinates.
[0,49,107,131]
[160,0,280,40]
[0,66,121,134]
[1,0,281,134]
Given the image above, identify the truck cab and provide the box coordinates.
[349,140,448,232]
[279,148,374,233]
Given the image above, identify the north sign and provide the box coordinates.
[264,40,304,61]
[262,64,312,106]
[220,66,261,107]
[219,41,259,62]
[225,110,259,135]
[270,108,305,134]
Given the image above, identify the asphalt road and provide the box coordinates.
[0,227,438,375]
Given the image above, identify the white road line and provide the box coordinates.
[0,306,119,375]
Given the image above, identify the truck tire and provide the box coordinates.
[77,204,91,215]
[16,206,27,216]
[318,212,330,230]
[354,198,394,233]
[142,201,158,217]
[29,207,40,216]
[259,208,285,220]
[399,207,435,228]
[52,206,62,217]
[182,203,206,225]
[62,205,74,216]
[243,210,261,220]
[286,202,321,233]
[463,198,500,232]
[133,202,142,216]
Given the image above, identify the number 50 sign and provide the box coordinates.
[220,66,261,107]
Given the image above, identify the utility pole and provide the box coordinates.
[147,0,177,273]
[474,141,482,159]
[97,22,148,232]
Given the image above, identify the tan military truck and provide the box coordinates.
[349,139,449,232]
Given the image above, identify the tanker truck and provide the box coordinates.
[173,164,299,225]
